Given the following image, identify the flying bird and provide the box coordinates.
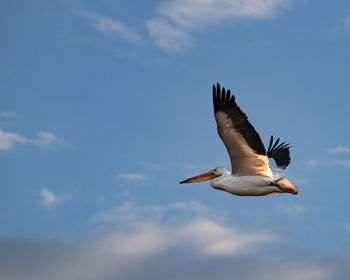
[180,83,298,196]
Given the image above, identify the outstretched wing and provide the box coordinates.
[267,136,291,170]
[213,83,272,178]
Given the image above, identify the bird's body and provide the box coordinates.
[180,83,298,196]
[210,169,277,196]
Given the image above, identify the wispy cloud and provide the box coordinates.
[328,145,350,155]
[308,159,350,167]
[91,201,275,257]
[31,132,57,147]
[40,188,59,207]
[309,145,350,167]
[146,18,194,52]
[90,201,211,224]
[39,188,73,207]
[0,201,339,280]
[156,0,292,28]
[146,0,294,51]
[96,218,274,257]
[118,173,147,182]
[78,11,143,45]
[0,129,27,150]
[0,129,60,151]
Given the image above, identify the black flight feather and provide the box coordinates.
[267,135,291,169]
[213,83,266,156]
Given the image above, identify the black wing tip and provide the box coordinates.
[267,135,292,169]
[267,135,274,152]
[267,135,291,154]
[213,82,235,112]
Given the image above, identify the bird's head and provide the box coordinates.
[179,167,229,184]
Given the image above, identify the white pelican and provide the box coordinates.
[180,83,298,196]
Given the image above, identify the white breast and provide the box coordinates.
[210,175,278,196]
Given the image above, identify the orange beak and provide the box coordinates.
[180,170,220,184]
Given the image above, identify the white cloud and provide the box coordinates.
[328,145,350,155]
[147,0,294,51]
[118,173,147,182]
[90,201,210,224]
[309,145,350,167]
[78,11,143,45]
[181,218,273,256]
[146,18,194,52]
[0,201,339,280]
[157,0,292,29]
[308,159,350,167]
[0,129,59,151]
[91,201,275,257]
[0,128,27,150]
[40,188,59,207]
[95,218,274,257]
[31,131,57,147]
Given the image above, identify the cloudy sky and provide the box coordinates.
[1,0,350,279]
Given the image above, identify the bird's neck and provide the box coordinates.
[210,171,232,190]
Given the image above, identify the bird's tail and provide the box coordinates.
[275,177,298,195]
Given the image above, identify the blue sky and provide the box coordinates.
[1,0,350,279]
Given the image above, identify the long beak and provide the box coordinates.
[180,171,220,184]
